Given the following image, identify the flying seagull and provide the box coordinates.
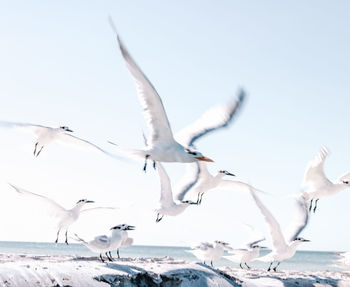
[109,20,215,172]
[301,146,350,213]
[251,190,310,271]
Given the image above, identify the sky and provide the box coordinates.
[0,0,350,252]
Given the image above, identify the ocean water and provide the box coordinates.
[0,241,341,272]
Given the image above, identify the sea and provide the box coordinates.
[0,241,342,272]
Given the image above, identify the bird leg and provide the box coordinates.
[55,229,60,244]
[267,262,273,271]
[245,263,251,269]
[273,261,280,272]
[65,231,69,245]
[309,199,313,212]
[106,252,113,262]
[143,154,150,172]
[36,146,44,157]
[117,249,120,259]
[109,251,114,260]
[313,199,319,213]
[199,193,204,204]
[210,260,213,267]
[239,263,243,269]
[34,142,38,156]
[196,193,201,204]
[153,161,156,170]
[203,261,206,265]
[156,213,164,223]
[99,254,105,262]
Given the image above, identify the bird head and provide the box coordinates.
[110,224,135,231]
[181,200,198,205]
[252,245,267,249]
[342,180,350,185]
[218,170,235,177]
[293,237,311,243]
[184,148,213,162]
[76,199,94,205]
[60,126,73,132]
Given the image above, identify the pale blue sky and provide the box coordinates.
[0,0,349,251]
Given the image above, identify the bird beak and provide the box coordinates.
[86,200,94,203]
[260,246,268,249]
[190,201,198,205]
[67,129,73,132]
[302,239,311,242]
[126,225,135,230]
[195,156,214,162]
[227,172,235,177]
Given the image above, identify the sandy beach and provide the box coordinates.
[0,254,349,287]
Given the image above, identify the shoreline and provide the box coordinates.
[0,253,349,287]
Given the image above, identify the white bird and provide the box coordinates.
[0,121,117,157]
[116,226,134,259]
[75,224,135,262]
[251,190,310,271]
[301,146,350,213]
[9,183,113,244]
[225,224,266,269]
[176,161,262,204]
[155,162,197,223]
[188,240,232,267]
[109,21,216,171]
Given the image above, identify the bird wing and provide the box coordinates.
[174,89,245,148]
[174,162,201,201]
[250,190,287,252]
[112,28,175,146]
[195,242,213,251]
[0,121,50,135]
[8,183,67,218]
[242,223,265,248]
[56,133,124,160]
[157,162,174,207]
[284,197,310,243]
[80,207,118,213]
[302,147,331,190]
[218,180,263,194]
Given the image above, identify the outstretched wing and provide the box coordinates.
[0,121,50,136]
[243,223,265,248]
[156,162,174,207]
[250,190,287,252]
[8,183,67,218]
[302,147,331,190]
[175,89,245,148]
[174,162,201,201]
[218,180,264,194]
[284,197,309,243]
[111,21,174,146]
[57,133,125,160]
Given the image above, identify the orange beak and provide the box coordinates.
[195,156,214,162]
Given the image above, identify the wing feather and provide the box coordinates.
[175,89,245,147]
[157,162,174,207]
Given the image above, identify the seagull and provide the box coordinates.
[0,121,117,157]
[116,225,134,258]
[188,240,232,267]
[251,190,310,271]
[176,161,262,204]
[109,21,216,171]
[225,224,266,269]
[154,162,197,223]
[9,183,113,244]
[301,146,350,213]
[75,224,135,262]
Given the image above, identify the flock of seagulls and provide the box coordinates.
[2,19,350,271]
